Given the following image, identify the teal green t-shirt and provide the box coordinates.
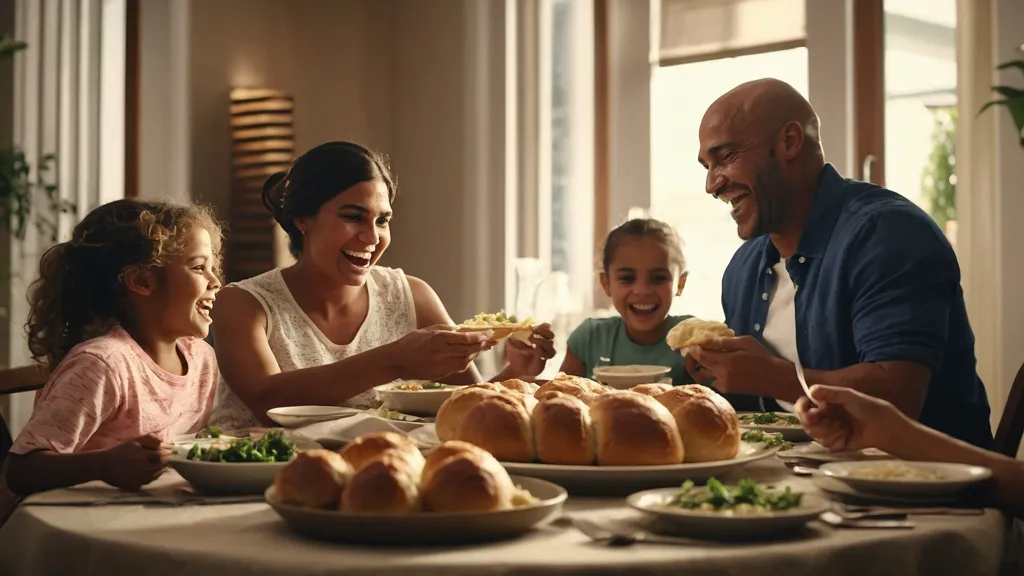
[566,315,695,385]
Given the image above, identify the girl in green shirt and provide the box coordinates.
[559,218,696,385]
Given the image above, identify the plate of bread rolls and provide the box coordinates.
[434,375,781,494]
[266,432,568,544]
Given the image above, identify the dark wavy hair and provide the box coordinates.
[261,141,397,258]
[25,199,223,367]
[601,218,686,273]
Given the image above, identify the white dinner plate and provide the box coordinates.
[169,437,322,495]
[265,475,567,545]
[374,381,466,416]
[818,460,992,498]
[627,484,830,539]
[266,406,361,428]
[811,475,961,505]
[737,412,811,442]
[592,365,672,389]
[499,442,780,495]
[777,442,891,463]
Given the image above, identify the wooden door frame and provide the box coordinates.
[593,0,610,308]
[852,0,885,186]
[124,0,139,198]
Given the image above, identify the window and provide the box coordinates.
[529,0,594,378]
[650,48,808,322]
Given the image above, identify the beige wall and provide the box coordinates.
[180,0,509,325]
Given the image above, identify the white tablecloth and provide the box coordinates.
[0,461,1011,576]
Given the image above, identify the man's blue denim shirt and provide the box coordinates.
[721,164,993,449]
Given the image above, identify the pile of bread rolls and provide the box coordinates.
[435,375,740,466]
[273,432,536,514]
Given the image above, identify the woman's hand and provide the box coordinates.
[504,323,557,379]
[99,434,171,491]
[389,324,491,381]
[794,385,908,453]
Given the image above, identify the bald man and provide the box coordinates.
[687,79,992,449]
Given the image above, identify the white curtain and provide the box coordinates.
[6,0,122,435]
[954,0,1008,435]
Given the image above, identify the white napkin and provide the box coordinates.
[292,413,439,449]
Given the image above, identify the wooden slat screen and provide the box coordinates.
[227,88,295,282]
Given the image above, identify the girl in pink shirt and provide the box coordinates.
[2,199,223,509]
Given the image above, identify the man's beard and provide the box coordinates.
[751,157,786,237]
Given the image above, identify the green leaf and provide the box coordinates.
[996,59,1024,77]
[991,85,1024,100]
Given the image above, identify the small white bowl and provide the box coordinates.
[592,365,672,389]
[819,460,992,497]
[374,381,465,416]
[266,406,361,428]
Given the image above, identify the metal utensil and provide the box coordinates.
[819,511,913,529]
[841,504,984,517]
[794,354,816,405]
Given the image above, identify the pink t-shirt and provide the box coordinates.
[11,325,219,455]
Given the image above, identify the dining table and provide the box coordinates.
[0,456,1012,576]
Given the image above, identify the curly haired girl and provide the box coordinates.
[2,199,223,506]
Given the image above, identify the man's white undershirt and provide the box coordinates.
[761,259,799,413]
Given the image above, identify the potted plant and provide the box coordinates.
[980,59,1024,149]
[0,33,74,243]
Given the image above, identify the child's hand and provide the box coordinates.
[99,434,171,491]
[506,323,556,378]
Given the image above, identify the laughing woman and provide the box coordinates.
[211,142,555,429]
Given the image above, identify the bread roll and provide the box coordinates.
[435,387,504,442]
[455,393,536,462]
[421,440,488,487]
[532,394,596,465]
[655,385,740,463]
[665,318,735,356]
[338,431,423,471]
[273,449,353,509]
[590,391,684,465]
[630,383,674,397]
[341,452,421,513]
[497,378,539,396]
[420,450,518,512]
[534,374,607,405]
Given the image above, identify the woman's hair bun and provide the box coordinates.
[261,171,290,228]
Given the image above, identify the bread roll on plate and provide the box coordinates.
[590,391,684,465]
[532,394,596,465]
[341,451,422,513]
[435,387,504,442]
[455,393,536,462]
[338,431,424,472]
[665,318,735,356]
[656,385,740,463]
[496,378,540,396]
[534,374,607,405]
[629,383,674,397]
[421,440,488,487]
[421,447,524,512]
[274,449,353,509]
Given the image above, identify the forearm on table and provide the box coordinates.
[768,359,927,418]
[241,344,402,423]
[886,419,1024,519]
[437,363,484,386]
[4,450,107,496]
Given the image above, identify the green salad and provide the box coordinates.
[740,429,791,449]
[195,426,223,439]
[185,429,296,463]
[669,478,803,514]
[739,412,800,426]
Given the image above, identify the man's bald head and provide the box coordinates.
[697,79,825,241]
[702,78,822,159]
